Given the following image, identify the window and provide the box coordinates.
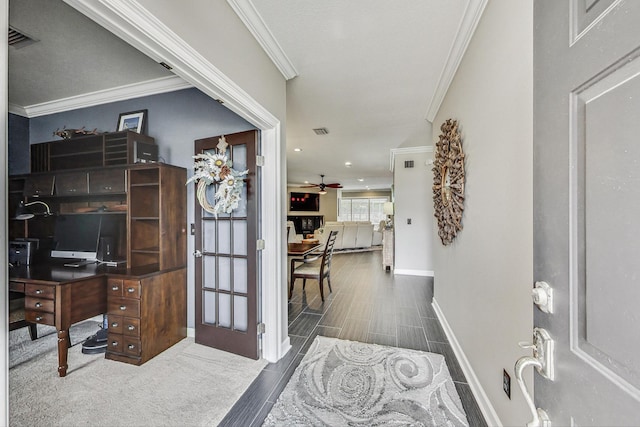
[339,197,389,226]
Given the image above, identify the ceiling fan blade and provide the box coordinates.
[326,183,343,188]
[299,184,319,188]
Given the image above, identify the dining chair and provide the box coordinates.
[289,230,338,302]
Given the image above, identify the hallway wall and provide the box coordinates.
[432,0,533,425]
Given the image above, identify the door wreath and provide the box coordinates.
[187,135,249,216]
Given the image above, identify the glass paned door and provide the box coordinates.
[194,130,259,359]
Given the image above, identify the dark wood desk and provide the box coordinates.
[9,262,167,377]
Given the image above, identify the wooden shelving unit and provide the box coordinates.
[29,130,155,173]
[128,164,186,270]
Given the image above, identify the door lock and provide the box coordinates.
[532,281,553,313]
[193,250,202,258]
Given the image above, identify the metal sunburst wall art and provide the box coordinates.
[432,118,466,245]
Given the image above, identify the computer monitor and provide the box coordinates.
[50,215,102,261]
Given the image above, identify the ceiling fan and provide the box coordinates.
[301,174,342,194]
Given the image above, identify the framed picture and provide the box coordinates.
[116,109,147,134]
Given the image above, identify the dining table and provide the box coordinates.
[287,242,321,256]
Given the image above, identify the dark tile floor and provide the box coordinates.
[219,250,487,426]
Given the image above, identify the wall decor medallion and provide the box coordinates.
[187,135,249,216]
[432,118,465,245]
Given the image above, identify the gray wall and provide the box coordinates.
[431,1,533,425]
[8,113,29,175]
[9,87,256,330]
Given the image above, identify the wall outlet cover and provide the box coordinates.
[503,369,511,399]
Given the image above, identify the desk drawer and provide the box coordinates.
[108,297,140,318]
[107,279,141,298]
[108,333,124,354]
[25,297,55,313]
[25,310,55,326]
[9,281,25,293]
[108,315,140,337]
[108,334,142,357]
[123,317,140,337]
[25,284,55,300]
[123,336,142,357]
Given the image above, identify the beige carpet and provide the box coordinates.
[9,322,267,427]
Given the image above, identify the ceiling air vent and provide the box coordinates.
[404,160,414,168]
[8,26,38,49]
[313,128,329,135]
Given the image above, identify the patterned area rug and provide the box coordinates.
[263,336,469,426]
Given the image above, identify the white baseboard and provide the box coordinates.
[432,298,502,427]
[393,269,434,277]
[187,327,195,338]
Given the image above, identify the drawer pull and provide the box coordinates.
[127,287,135,293]
[104,186,112,190]
[111,286,119,291]
[111,322,119,328]
[120,305,126,311]
[128,344,135,350]
[35,316,43,322]
[127,325,135,331]
[35,302,42,308]
[35,289,43,294]
[111,341,119,347]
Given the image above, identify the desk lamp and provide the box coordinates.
[15,200,53,220]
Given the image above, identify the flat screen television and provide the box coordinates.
[51,215,103,261]
[290,192,320,212]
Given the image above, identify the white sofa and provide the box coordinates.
[314,221,382,250]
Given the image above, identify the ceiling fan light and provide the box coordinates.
[318,189,327,195]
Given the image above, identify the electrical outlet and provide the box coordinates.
[503,369,511,399]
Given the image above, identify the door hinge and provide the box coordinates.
[256,155,265,167]
[257,239,265,250]
[258,323,266,334]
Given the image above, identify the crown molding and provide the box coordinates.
[65,0,279,129]
[227,0,298,80]
[390,146,433,171]
[11,75,191,118]
[425,0,488,122]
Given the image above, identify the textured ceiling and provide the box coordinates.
[8,0,472,190]
[8,0,172,107]
[251,0,469,190]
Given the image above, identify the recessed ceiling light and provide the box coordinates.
[294,148,302,152]
[345,162,352,167]
[304,181,309,184]
[358,178,364,182]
